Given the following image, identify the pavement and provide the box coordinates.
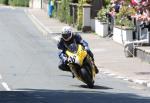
[25,8,150,88]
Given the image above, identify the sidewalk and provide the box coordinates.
[26,8,150,88]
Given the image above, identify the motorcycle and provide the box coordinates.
[65,41,96,88]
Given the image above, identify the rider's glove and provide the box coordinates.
[59,52,68,64]
[63,57,68,64]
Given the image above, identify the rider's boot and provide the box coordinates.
[59,64,71,72]
[59,64,75,78]
[71,72,75,78]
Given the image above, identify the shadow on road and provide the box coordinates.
[80,85,113,89]
[0,89,150,103]
[71,84,113,90]
[136,72,150,75]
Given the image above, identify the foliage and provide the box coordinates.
[0,0,29,7]
[77,0,84,30]
[71,0,78,3]
[96,0,111,22]
[77,6,82,30]
[103,0,110,7]
[51,1,56,18]
[77,0,92,3]
[115,18,134,29]
[9,0,29,7]
[115,5,136,28]
[83,0,92,4]
[97,6,109,22]
[56,0,72,24]
[65,0,72,24]
[125,0,131,4]
[0,0,9,5]
[59,0,67,22]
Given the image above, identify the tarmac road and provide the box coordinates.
[0,6,150,103]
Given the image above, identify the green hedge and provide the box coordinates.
[0,0,29,7]
[57,0,72,24]
[0,0,9,5]
[9,0,29,7]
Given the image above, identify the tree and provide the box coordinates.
[103,0,110,7]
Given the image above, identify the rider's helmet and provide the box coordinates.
[61,26,73,41]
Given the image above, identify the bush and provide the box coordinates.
[56,0,72,24]
[83,0,92,4]
[103,0,110,7]
[97,7,108,22]
[8,0,29,7]
[96,0,111,22]
[77,4,83,30]
[0,0,9,5]
[115,5,136,28]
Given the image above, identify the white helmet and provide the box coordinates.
[61,26,73,41]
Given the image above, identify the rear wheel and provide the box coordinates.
[81,68,94,88]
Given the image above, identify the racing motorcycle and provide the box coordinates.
[65,41,96,88]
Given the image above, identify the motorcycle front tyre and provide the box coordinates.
[80,68,94,88]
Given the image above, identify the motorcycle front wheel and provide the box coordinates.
[80,68,94,88]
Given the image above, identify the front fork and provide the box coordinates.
[69,64,82,80]
[68,56,96,81]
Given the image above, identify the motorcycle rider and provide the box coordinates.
[57,26,99,77]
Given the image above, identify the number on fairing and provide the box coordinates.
[68,56,76,63]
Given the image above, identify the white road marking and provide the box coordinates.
[107,73,116,77]
[2,82,11,91]
[24,9,52,36]
[116,76,125,79]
